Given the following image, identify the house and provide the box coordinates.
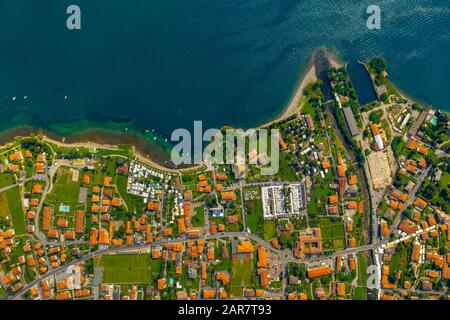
[328,195,339,205]
[257,268,269,287]
[227,215,238,224]
[294,228,322,259]
[337,165,346,177]
[216,272,230,285]
[47,229,59,239]
[237,241,254,253]
[348,175,357,185]
[220,192,235,201]
[75,210,85,233]
[337,283,345,296]
[307,265,332,278]
[199,288,215,299]
[347,201,357,210]
[413,198,428,211]
[257,247,268,267]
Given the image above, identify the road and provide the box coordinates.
[0,173,46,194]
[325,104,373,244]
[387,165,431,236]
[10,222,393,300]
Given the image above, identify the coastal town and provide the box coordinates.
[0,56,448,301]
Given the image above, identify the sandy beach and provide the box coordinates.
[258,59,317,128]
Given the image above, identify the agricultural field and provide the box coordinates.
[0,187,25,234]
[319,217,345,250]
[96,254,161,284]
[231,255,254,291]
[0,173,15,188]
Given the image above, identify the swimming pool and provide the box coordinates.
[59,205,70,213]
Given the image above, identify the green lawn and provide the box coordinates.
[390,242,410,275]
[97,254,161,284]
[277,152,298,181]
[245,199,264,237]
[319,217,345,250]
[46,167,80,204]
[354,252,368,300]
[0,187,25,234]
[116,175,143,213]
[309,183,334,216]
[263,220,277,240]
[192,206,205,227]
[231,256,253,288]
[0,173,15,188]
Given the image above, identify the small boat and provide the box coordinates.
[12,96,16,101]
[24,96,27,99]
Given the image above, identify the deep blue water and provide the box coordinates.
[347,61,378,105]
[0,0,449,139]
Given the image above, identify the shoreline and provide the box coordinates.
[0,125,191,172]
[0,49,339,172]
[257,54,319,128]
[1,48,439,173]
[42,135,204,173]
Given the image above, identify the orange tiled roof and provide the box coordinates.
[337,165,346,177]
[257,247,268,267]
[348,175,357,185]
[329,194,338,205]
[307,265,331,278]
[237,241,254,253]
[220,191,235,200]
[216,272,230,285]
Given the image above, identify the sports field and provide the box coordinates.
[96,254,161,284]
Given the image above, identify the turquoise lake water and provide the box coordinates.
[0,0,449,141]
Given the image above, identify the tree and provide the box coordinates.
[369,110,382,123]
[370,57,387,74]
[422,184,436,199]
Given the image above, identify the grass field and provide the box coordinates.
[309,183,334,216]
[263,220,277,240]
[244,199,264,237]
[96,254,161,284]
[116,175,144,212]
[192,206,205,227]
[354,252,368,300]
[0,173,15,188]
[0,187,25,234]
[46,167,80,204]
[277,153,298,182]
[319,217,345,250]
[231,256,253,288]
